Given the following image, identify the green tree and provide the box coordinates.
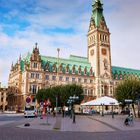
[36,84,84,107]
[115,79,140,117]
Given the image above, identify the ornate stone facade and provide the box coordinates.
[8,0,140,110]
[0,83,8,111]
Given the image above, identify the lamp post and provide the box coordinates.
[57,48,60,85]
[101,103,104,116]
[67,99,72,118]
[69,95,79,123]
[110,102,115,118]
[56,48,60,115]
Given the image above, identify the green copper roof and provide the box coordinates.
[112,66,140,80]
[41,55,92,76]
[19,53,93,76]
[92,0,104,27]
[112,66,140,76]
[19,51,140,79]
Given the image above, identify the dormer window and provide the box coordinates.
[72,65,76,74]
[59,64,63,73]
[78,66,81,75]
[90,67,93,76]
[66,65,69,73]
[119,74,122,80]
[84,67,87,75]
[52,64,56,72]
[115,74,118,80]
[46,63,49,72]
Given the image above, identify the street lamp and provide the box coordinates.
[110,102,115,118]
[56,48,60,115]
[101,103,104,116]
[69,95,79,123]
[57,48,60,85]
[67,99,72,118]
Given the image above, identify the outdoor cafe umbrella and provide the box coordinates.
[81,96,119,106]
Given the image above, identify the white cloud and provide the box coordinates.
[1,0,140,85]
[0,58,11,86]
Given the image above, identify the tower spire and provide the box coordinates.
[91,0,104,27]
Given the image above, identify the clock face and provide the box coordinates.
[102,48,107,55]
[90,49,94,56]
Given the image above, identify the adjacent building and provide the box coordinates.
[0,82,8,111]
[8,0,140,111]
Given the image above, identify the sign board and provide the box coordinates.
[26,96,31,103]
[110,102,115,105]
[125,99,132,103]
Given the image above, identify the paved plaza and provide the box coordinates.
[16,114,140,132]
[1,113,140,140]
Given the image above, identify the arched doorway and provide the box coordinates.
[104,85,108,96]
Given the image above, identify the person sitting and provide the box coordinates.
[124,117,129,125]
[124,113,133,126]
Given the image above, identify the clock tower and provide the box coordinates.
[87,0,112,97]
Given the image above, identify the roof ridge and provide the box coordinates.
[41,55,91,65]
[112,66,140,71]
[69,54,87,59]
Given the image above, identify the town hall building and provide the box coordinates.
[8,0,140,111]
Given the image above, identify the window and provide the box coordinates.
[72,65,76,74]
[66,77,69,81]
[84,79,87,83]
[84,89,88,95]
[90,79,93,83]
[46,75,49,80]
[31,73,35,78]
[91,89,93,95]
[59,76,63,81]
[78,78,81,83]
[30,85,37,94]
[119,74,122,80]
[34,63,37,68]
[102,85,104,94]
[1,97,3,102]
[78,66,81,74]
[84,67,87,75]
[52,76,56,81]
[110,87,113,95]
[72,78,75,82]
[36,73,40,79]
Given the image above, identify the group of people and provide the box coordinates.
[124,113,134,126]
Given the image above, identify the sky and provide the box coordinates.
[0,0,140,86]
